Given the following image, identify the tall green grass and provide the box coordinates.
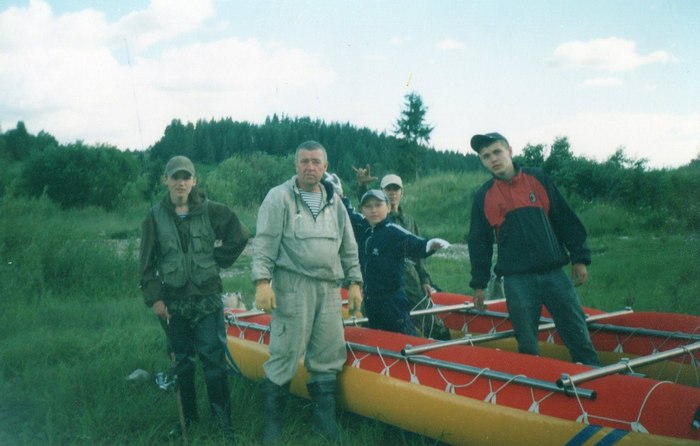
[1,177,698,445]
[401,172,489,242]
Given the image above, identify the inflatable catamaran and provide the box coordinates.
[224,292,700,445]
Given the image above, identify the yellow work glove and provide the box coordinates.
[347,283,363,317]
[255,282,276,313]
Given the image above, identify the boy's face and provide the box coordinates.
[478,140,515,179]
[361,197,390,225]
[164,171,196,205]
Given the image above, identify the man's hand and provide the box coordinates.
[151,300,171,320]
[473,289,486,311]
[422,283,434,298]
[352,164,378,186]
[572,263,588,287]
[347,283,363,317]
[255,281,276,313]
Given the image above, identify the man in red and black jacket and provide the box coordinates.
[468,132,600,366]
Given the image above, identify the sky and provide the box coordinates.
[1,0,699,169]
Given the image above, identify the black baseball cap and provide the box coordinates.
[470,132,509,153]
[360,189,389,206]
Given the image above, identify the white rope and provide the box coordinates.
[228,319,253,341]
[403,357,420,384]
[373,346,400,377]
[345,342,371,368]
[568,371,676,433]
[527,387,555,414]
[410,295,430,312]
[677,344,700,386]
[546,329,556,344]
[437,366,489,394]
[459,312,510,335]
[567,379,591,424]
[484,374,527,404]
[628,380,671,433]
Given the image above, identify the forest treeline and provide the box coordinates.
[1,117,699,231]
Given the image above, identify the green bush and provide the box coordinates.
[20,143,139,210]
[205,152,294,208]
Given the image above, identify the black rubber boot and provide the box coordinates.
[307,380,340,442]
[168,370,198,437]
[206,375,233,435]
[262,378,289,445]
[178,369,199,425]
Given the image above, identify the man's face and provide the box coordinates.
[382,184,403,209]
[361,197,390,225]
[478,141,515,179]
[295,149,328,191]
[164,171,196,205]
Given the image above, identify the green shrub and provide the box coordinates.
[205,152,294,208]
[20,143,139,211]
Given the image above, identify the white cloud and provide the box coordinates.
[113,0,215,51]
[435,38,466,51]
[141,39,333,91]
[579,77,623,88]
[389,36,408,46]
[520,112,700,168]
[0,0,335,150]
[549,37,675,72]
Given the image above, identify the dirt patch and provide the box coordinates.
[433,243,469,261]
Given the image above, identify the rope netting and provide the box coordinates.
[349,341,577,419]
[460,313,510,335]
[225,319,696,437]
[568,378,673,433]
[452,312,700,385]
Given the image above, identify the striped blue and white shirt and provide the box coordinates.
[299,189,323,218]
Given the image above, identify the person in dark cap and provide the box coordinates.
[139,155,251,434]
[334,181,449,335]
[467,133,600,366]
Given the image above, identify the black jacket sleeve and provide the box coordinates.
[539,173,591,265]
[209,201,252,269]
[468,186,495,290]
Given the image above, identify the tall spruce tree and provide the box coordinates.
[393,92,433,180]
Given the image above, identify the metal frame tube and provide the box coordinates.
[403,309,634,356]
[558,341,700,389]
[344,303,474,326]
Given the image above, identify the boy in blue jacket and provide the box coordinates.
[330,175,448,335]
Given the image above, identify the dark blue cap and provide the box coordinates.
[360,189,388,206]
[470,132,509,152]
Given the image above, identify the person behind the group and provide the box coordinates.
[251,141,363,444]
[337,182,449,336]
[467,132,600,366]
[139,155,251,434]
[353,166,451,340]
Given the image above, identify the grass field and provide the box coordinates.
[1,174,698,445]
